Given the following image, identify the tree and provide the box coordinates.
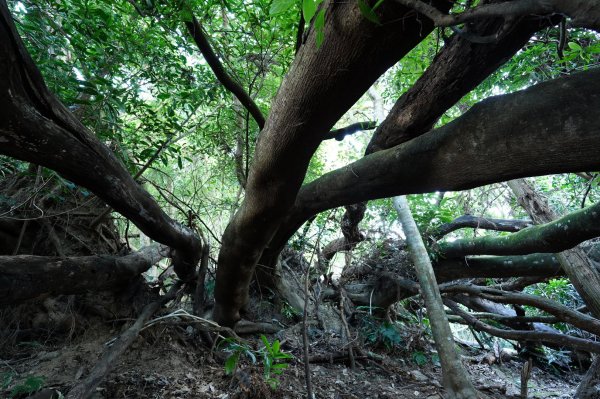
[2,0,600,395]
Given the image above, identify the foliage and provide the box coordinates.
[358,312,403,350]
[219,335,293,390]
[5,375,45,398]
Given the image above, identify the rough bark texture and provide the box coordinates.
[433,215,532,240]
[438,200,600,258]
[575,357,600,399]
[0,1,201,280]
[213,0,452,326]
[509,179,600,319]
[394,196,478,399]
[262,12,556,270]
[0,245,168,305]
[365,12,556,153]
[272,69,600,254]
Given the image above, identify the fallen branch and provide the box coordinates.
[441,284,600,337]
[0,244,168,305]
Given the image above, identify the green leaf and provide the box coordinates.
[568,42,582,52]
[177,155,183,170]
[180,8,193,22]
[357,0,380,24]
[224,353,239,375]
[270,0,296,15]
[302,0,316,23]
[314,8,325,48]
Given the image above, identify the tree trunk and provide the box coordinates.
[394,196,478,399]
[213,0,452,326]
[261,11,556,275]
[508,179,600,319]
[575,357,600,399]
[0,1,201,280]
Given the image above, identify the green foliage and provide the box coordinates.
[7,375,45,398]
[281,301,301,320]
[411,350,428,366]
[219,335,293,390]
[359,313,403,350]
[259,335,294,389]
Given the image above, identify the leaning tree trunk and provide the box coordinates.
[0,1,201,280]
[212,0,453,326]
[508,179,600,319]
[394,196,478,399]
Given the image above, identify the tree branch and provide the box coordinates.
[395,0,600,32]
[433,214,532,240]
[185,17,265,129]
[438,200,600,258]
[324,121,377,141]
[444,298,600,354]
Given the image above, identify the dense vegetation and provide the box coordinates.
[1,0,600,398]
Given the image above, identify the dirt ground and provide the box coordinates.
[1,312,580,399]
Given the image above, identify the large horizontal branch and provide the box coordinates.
[0,245,167,305]
[438,200,600,258]
[282,69,600,242]
[336,253,564,308]
[433,215,532,240]
[395,0,600,32]
[185,17,265,129]
[0,1,201,280]
[444,299,600,354]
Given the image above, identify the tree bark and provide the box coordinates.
[438,200,600,258]
[262,11,557,272]
[0,245,167,305]
[213,0,452,326]
[433,215,532,240]
[509,179,600,319]
[394,196,478,399]
[268,69,600,261]
[0,1,201,280]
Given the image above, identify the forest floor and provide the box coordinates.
[1,310,581,399]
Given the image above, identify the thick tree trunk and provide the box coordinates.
[213,0,452,326]
[0,1,201,280]
[394,196,478,399]
[508,179,600,319]
[0,245,167,305]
